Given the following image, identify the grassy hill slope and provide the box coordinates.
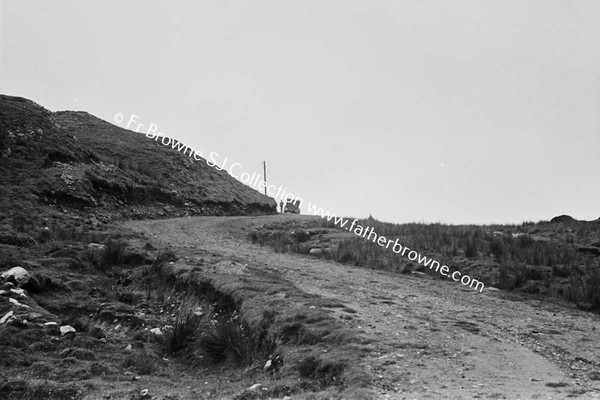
[0,94,276,225]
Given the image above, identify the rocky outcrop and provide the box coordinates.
[550,215,576,223]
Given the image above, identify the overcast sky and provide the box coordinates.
[2,1,599,224]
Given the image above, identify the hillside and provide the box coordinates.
[0,94,276,224]
[252,214,600,311]
[126,214,600,399]
[0,94,599,399]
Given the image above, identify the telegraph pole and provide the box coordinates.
[263,161,267,196]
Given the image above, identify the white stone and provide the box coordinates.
[60,325,76,336]
[0,311,14,324]
[1,267,30,286]
[9,298,29,308]
[150,327,163,335]
[87,243,105,251]
[264,359,272,371]
[10,288,26,297]
[248,384,263,391]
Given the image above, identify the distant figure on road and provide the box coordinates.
[279,200,284,213]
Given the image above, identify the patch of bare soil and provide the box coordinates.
[126,214,600,400]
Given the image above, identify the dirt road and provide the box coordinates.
[125,214,600,399]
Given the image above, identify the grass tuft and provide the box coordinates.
[198,317,275,366]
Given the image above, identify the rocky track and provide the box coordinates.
[125,214,600,399]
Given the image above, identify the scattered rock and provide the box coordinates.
[0,310,15,324]
[1,282,15,290]
[9,298,29,308]
[10,288,27,297]
[1,266,31,287]
[60,325,76,336]
[264,359,272,371]
[248,383,263,391]
[87,243,105,251]
[150,327,163,336]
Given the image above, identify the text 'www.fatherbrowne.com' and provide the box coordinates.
[306,203,485,292]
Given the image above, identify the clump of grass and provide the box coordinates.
[563,261,600,310]
[198,317,275,366]
[163,307,202,355]
[298,356,346,387]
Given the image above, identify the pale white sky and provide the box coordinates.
[1,0,599,224]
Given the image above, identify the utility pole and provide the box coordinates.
[263,161,267,196]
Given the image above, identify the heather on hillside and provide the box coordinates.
[252,216,600,311]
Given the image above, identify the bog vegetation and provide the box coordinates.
[252,216,600,311]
